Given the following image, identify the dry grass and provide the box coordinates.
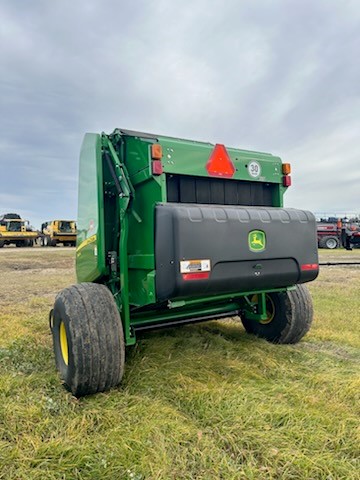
[0,247,359,479]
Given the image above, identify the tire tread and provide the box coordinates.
[52,283,125,397]
[241,284,313,344]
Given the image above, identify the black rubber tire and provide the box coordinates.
[0,240,4,248]
[319,236,339,249]
[318,237,326,248]
[51,239,57,247]
[241,284,313,344]
[52,283,125,397]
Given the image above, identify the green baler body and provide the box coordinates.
[76,129,318,346]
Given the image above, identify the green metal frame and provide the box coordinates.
[76,130,291,346]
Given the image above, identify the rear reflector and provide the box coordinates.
[182,272,210,281]
[206,144,235,178]
[283,175,292,187]
[301,263,319,271]
[152,160,163,175]
[151,144,163,159]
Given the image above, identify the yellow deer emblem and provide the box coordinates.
[249,230,266,251]
[251,234,264,248]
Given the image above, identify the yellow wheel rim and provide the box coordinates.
[251,294,276,325]
[59,321,69,365]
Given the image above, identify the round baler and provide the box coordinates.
[50,129,319,397]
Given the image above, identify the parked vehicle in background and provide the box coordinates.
[317,215,360,249]
[0,213,38,247]
[41,220,77,247]
[317,217,342,249]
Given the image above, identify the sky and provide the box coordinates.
[1,0,359,228]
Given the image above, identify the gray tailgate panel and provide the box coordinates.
[155,204,318,301]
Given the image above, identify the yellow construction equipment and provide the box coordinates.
[0,213,38,247]
[41,220,77,247]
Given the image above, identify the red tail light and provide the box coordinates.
[152,160,163,175]
[283,175,292,187]
[182,272,210,281]
[301,263,318,271]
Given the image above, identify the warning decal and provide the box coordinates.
[180,259,211,274]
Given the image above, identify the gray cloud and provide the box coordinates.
[1,0,359,227]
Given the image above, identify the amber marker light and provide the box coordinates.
[282,163,291,175]
[151,144,163,159]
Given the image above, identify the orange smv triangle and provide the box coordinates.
[206,144,235,178]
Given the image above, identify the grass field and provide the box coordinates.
[0,248,359,479]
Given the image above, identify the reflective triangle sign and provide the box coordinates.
[206,144,235,178]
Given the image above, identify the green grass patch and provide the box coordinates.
[0,249,359,479]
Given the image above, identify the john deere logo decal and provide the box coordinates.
[249,230,266,252]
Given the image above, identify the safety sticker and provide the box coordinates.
[180,259,211,274]
[76,234,97,253]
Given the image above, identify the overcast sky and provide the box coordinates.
[1,0,359,228]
